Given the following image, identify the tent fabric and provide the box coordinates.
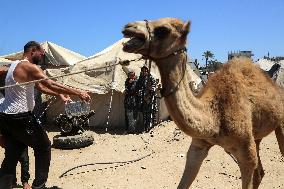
[47,39,158,94]
[274,60,284,88]
[45,38,201,129]
[47,39,202,94]
[255,58,284,88]
[0,57,12,66]
[255,58,275,71]
[0,58,10,95]
[45,39,166,128]
[0,41,86,66]
[186,63,202,90]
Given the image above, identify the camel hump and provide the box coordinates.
[222,57,275,84]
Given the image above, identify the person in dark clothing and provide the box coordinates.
[0,41,91,189]
[1,135,30,189]
[124,71,138,133]
[136,66,158,132]
[0,68,31,189]
[0,129,30,189]
[12,147,30,189]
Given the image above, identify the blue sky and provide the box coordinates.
[0,0,283,64]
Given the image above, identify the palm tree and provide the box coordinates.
[202,51,214,70]
[207,59,223,72]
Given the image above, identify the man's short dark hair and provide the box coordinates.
[24,41,42,53]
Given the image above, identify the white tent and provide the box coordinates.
[255,58,275,71]
[274,60,284,88]
[255,58,284,88]
[0,57,12,66]
[46,39,202,129]
[186,62,202,91]
[0,41,86,67]
[46,39,166,129]
[0,58,11,96]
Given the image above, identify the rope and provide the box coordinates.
[105,58,118,131]
[59,151,153,178]
[105,88,114,132]
[0,60,121,90]
[0,56,145,90]
[227,152,238,164]
[59,130,155,179]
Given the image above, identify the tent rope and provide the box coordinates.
[0,61,116,90]
[0,57,142,90]
[105,58,118,131]
[0,57,143,128]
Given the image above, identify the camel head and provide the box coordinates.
[122,18,190,59]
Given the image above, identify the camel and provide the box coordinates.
[121,18,284,189]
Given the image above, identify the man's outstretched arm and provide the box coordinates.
[28,64,91,102]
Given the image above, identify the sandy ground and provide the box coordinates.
[0,121,283,189]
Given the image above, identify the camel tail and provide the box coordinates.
[275,126,284,156]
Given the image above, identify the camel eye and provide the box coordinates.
[154,26,170,38]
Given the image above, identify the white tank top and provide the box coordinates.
[0,60,35,113]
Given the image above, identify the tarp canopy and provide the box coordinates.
[255,58,284,88]
[186,62,202,90]
[0,41,86,67]
[46,38,202,129]
[48,39,159,93]
[46,39,164,128]
[255,58,275,71]
[274,60,284,87]
[0,57,12,66]
[48,39,202,93]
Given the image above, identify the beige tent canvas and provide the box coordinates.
[186,62,202,91]
[46,39,164,129]
[0,58,12,95]
[274,60,284,88]
[0,41,86,67]
[46,39,202,129]
[0,57,12,66]
[255,58,284,88]
[255,58,275,71]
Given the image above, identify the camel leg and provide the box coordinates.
[233,140,258,189]
[253,139,265,189]
[275,126,284,156]
[177,139,212,189]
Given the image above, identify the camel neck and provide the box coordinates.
[155,53,217,138]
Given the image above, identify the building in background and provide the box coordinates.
[228,51,254,60]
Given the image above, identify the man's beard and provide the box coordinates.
[32,56,42,65]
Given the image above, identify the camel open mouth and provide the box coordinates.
[122,28,146,53]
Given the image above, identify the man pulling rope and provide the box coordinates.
[0,41,91,189]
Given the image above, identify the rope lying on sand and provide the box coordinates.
[59,132,155,178]
[59,151,153,178]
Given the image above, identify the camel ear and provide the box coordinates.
[182,21,191,36]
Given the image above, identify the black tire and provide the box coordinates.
[60,125,81,136]
[52,132,94,149]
